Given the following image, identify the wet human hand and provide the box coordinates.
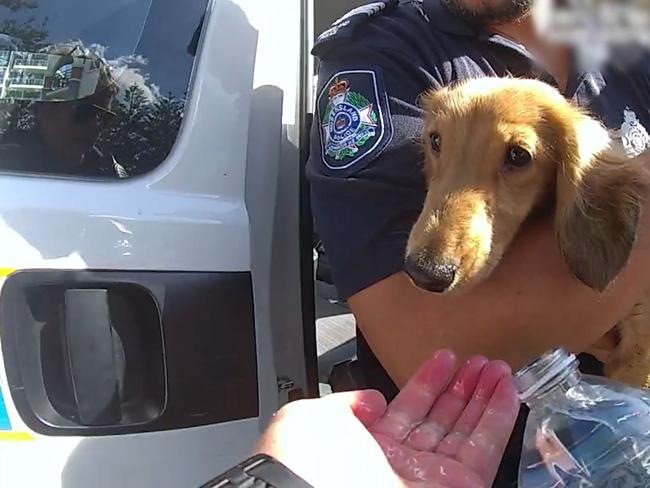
[369,350,518,487]
[254,350,519,487]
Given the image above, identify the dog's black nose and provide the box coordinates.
[404,257,456,293]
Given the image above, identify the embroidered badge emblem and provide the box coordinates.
[619,107,650,157]
[317,69,392,172]
[321,79,378,162]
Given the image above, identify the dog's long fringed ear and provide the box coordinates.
[554,112,649,292]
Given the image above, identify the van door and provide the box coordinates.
[0,0,315,486]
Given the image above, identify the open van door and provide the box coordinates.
[0,1,316,486]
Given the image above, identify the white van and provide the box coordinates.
[0,0,365,486]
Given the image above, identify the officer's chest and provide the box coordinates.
[569,65,650,159]
[432,38,650,158]
[577,70,650,157]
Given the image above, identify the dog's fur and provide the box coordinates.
[407,77,650,386]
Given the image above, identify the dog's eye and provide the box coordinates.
[504,146,532,169]
[430,132,441,153]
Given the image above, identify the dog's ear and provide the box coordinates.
[553,111,648,291]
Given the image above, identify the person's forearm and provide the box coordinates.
[350,201,650,387]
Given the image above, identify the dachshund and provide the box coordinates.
[405,77,650,387]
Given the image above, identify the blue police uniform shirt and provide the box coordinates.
[307,1,650,484]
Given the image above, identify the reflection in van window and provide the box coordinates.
[0,0,209,178]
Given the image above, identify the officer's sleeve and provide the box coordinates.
[307,46,442,301]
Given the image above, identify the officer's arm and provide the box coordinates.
[349,201,650,387]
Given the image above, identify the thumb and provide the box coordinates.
[320,390,388,427]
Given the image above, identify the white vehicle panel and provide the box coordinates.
[0,0,312,486]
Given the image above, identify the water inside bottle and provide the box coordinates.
[514,348,650,487]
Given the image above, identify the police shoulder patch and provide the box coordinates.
[317,69,393,173]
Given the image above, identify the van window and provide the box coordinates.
[0,0,208,178]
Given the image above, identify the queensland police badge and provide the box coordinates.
[317,70,391,172]
[322,78,378,161]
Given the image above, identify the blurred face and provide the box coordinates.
[440,0,534,23]
[36,92,114,166]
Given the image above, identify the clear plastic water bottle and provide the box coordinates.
[514,348,650,487]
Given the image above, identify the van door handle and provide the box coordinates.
[64,289,121,425]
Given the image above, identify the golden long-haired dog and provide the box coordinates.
[405,77,650,387]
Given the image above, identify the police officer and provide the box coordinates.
[307,0,650,484]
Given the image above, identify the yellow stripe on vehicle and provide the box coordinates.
[0,266,25,441]
[0,431,34,441]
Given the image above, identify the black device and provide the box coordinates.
[199,454,314,488]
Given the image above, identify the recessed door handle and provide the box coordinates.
[64,289,121,425]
